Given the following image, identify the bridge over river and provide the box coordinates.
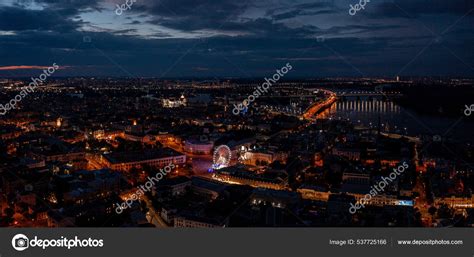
[335,91,402,97]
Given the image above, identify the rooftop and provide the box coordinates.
[103,147,184,164]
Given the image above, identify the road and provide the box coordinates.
[143,195,169,228]
[302,89,337,120]
[413,177,432,226]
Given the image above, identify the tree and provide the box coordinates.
[428,206,437,217]
[3,208,14,224]
[437,204,454,219]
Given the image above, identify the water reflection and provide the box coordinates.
[318,96,474,141]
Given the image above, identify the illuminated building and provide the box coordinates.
[100,148,186,172]
[184,139,214,155]
[250,188,299,209]
[298,186,330,201]
[174,214,228,228]
[241,151,288,166]
[161,94,187,108]
[212,167,288,190]
[434,196,474,209]
[331,146,361,161]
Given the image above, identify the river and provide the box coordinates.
[318,96,474,142]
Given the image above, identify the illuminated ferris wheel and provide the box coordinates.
[212,145,232,169]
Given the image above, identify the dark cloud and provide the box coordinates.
[32,0,101,11]
[0,0,473,77]
[374,0,474,17]
[138,0,254,31]
[0,6,79,32]
[272,9,336,20]
[126,20,141,25]
[268,1,338,20]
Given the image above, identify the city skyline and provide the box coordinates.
[0,77,473,228]
[0,0,473,230]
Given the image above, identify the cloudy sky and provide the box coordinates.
[0,0,473,77]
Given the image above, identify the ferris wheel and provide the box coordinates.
[212,145,232,169]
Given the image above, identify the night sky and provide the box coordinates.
[0,0,473,78]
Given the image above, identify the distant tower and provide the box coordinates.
[396,76,400,82]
